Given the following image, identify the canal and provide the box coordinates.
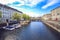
[0,21,60,40]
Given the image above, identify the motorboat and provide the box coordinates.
[3,25,15,30]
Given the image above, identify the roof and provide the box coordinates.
[0,3,23,14]
[51,6,60,11]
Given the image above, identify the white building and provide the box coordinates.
[0,4,23,22]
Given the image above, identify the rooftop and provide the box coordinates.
[0,3,23,13]
[51,6,60,11]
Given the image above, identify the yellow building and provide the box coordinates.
[42,14,51,21]
[51,6,60,21]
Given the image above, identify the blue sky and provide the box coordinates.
[0,0,60,17]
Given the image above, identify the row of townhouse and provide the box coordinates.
[41,6,60,21]
[0,4,23,22]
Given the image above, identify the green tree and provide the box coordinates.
[12,12,21,21]
[0,11,2,18]
[22,14,30,20]
[0,11,2,22]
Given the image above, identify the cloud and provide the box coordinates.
[16,0,44,7]
[42,0,59,9]
[0,0,16,4]
[0,0,44,7]
[25,0,44,7]
[25,12,41,17]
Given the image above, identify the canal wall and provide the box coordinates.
[42,20,60,39]
[44,22,60,32]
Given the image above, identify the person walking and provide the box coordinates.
[6,19,9,26]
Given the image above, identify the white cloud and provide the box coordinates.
[25,12,41,17]
[0,0,44,7]
[17,0,44,7]
[0,0,16,4]
[42,0,59,9]
[25,0,44,7]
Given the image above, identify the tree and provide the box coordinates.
[0,11,2,22]
[22,14,30,20]
[0,11,2,18]
[12,12,21,21]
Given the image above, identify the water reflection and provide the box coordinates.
[0,21,60,40]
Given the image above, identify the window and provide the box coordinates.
[57,13,60,15]
[0,7,1,9]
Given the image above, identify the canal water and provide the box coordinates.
[0,21,60,40]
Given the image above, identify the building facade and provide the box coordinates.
[51,6,60,21]
[0,4,23,22]
[41,14,51,21]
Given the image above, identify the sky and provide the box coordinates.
[0,0,60,17]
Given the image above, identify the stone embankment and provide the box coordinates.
[42,20,60,33]
[20,20,30,26]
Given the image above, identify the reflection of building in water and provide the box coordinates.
[0,4,23,22]
[51,6,60,21]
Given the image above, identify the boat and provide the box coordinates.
[3,24,22,30]
[3,25,16,30]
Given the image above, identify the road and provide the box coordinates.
[0,21,60,40]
